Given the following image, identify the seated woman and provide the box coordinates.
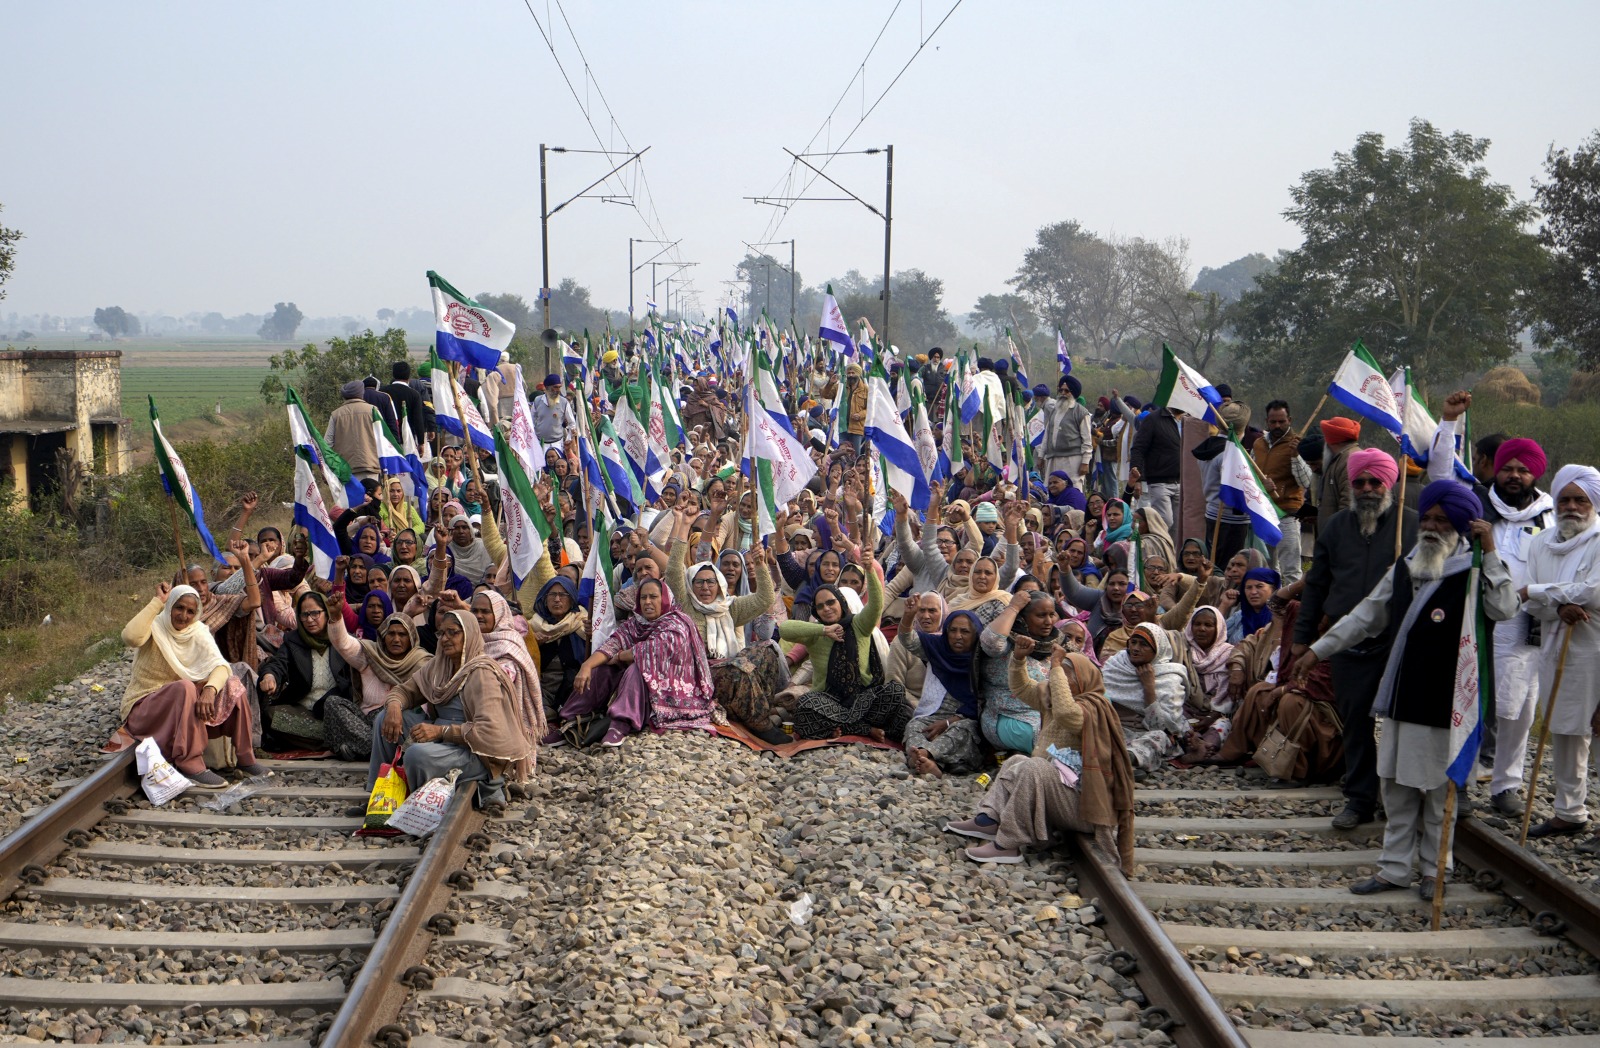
[257,590,353,749]
[896,604,986,777]
[528,576,589,731]
[779,555,911,742]
[887,592,944,711]
[366,610,535,805]
[1098,565,1205,661]
[390,565,422,622]
[1224,566,1281,643]
[109,583,265,787]
[1060,566,1128,650]
[357,589,393,639]
[470,590,547,769]
[1212,599,1341,781]
[379,477,425,539]
[664,513,787,742]
[1101,623,1189,775]
[391,528,423,570]
[564,578,717,747]
[1184,606,1235,713]
[945,644,1136,868]
[1092,498,1132,559]
[325,594,428,762]
[975,591,1064,754]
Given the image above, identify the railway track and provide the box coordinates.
[1071,776,1600,1047]
[0,750,511,1047]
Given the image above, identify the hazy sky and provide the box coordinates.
[6,1,1599,326]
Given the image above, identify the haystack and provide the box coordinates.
[1477,366,1541,406]
[1566,371,1600,404]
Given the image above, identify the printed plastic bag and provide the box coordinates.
[135,737,192,806]
[363,747,408,830]
[385,769,460,838]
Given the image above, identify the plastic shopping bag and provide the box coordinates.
[385,769,461,838]
[135,737,192,806]
[354,746,409,837]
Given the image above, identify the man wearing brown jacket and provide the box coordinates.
[1253,400,1313,584]
[326,380,380,484]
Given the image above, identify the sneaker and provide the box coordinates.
[965,841,1023,864]
[1348,875,1407,895]
[944,817,998,842]
[1490,790,1524,818]
[541,728,567,748]
[1331,807,1374,830]
[1417,877,1443,901]
[235,763,272,779]
[189,770,228,789]
[601,725,628,748]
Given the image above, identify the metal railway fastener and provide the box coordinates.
[1455,818,1600,959]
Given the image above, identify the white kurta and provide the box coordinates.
[1523,522,1600,736]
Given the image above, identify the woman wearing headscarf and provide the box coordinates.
[1132,507,1178,583]
[324,593,429,762]
[358,589,394,641]
[662,509,787,741]
[1224,566,1281,643]
[469,590,546,780]
[257,590,353,749]
[528,576,589,730]
[895,605,986,777]
[945,554,1010,615]
[977,591,1063,753]
[391,528,424,570]
[779,551,910,741]
[1093,499,1132,558]
[108,582,265,787]
[563,578,717,747]
[366,609,533,805]
[390,564,423,622]
[946,645,1136,870]
[1101,622,1189,774]
[379,476,425,540]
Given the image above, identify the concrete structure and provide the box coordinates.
[0,349,130,507]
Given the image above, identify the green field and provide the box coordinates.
[122,364,269,424]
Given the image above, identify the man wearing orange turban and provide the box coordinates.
[1318,417,1362,534]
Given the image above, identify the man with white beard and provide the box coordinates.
[1295,448,1419,830]
[1426,392,1555,815]
[1519,465,1600,838]
[1293,481,1516,897]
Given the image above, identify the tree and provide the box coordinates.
[0,203,20,302]
[549,278,610,335]
[1008,220,1141,362]
[258,302,304,341]
[474,292,536,333]
[1125,237,1226,369]
[260,328,410,419]
[1529,130,1600,367]
[1192,252,1279,303]
[375,307,396,329]
[1230,119,1544,389]
[834,268,958,354]
[968,293,1037,341]
[735,253,804,327]
[92,306,140,337]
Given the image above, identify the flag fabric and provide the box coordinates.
[506,364,542,475]
[1389,367,1476,482]
[864,357,932,511]
[911,383,942,484]
[612,396,661,504]
[431,353,495,451]
[742,350,819,537]
[429,270,516,372]
[1445,543,1492,787]
[286,387,364,510]
[941,368,965,480]
[1217,435,1285,546]
[150,396,225,563]
[397,405,429,506]
[291,448,341,577]
[1328,340,1404,436]
[493,429,553,589]
[1056,328,1072,375]
[580,504,618,653]
[1151,344,1223,425]
[593,416,645,508]
[371,409,418,499]
[819,286,858,358]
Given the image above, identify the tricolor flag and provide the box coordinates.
[493,429,553,589]
[1056,328,1072,375]
[397,405,429,504]
[286,388,364,510]
[291,447,340,578]
[1152,344,1222,425]
[580,503,617,653]
[1328,340,1403,436]
[1446,542,1492,787]
[430,350,494,452]
[941,367,965,480]
[864,356,932,511]
[819,285,857,359]
[593,415,644,509]
[742,349,818,537]
[429,271,515,373]
[371,409,419,500]
[150,397,225,563]
[1217,435,1284,546]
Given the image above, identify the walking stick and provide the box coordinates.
[1520,626,1576,845]
[1432,782,1456,930]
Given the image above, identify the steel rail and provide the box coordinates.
[318,785,482,1048]
[0,750,136,899]
[1456,817,1600,958]
[1071,834,1250,1048]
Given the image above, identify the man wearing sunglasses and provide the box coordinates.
[1294,448,1419,831]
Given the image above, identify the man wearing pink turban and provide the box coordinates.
[1297,445,1418,830]
[1429,391,1556,816]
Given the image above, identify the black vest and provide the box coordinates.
[1384,560,1493,727]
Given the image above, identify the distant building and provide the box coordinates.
[0,349,130,507]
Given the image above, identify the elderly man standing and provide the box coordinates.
[1041,375,1093,483]
[327,380,380,485]
[1295,448,1418,830]
[1520,465,1600,838]
[531,374,577,455]
[1295,481,1515,897]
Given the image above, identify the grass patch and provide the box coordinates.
[122,364,269,424]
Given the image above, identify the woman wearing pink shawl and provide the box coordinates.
[562,578,716,747]
[470,590,547,780]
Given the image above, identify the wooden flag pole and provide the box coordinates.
[1296,393,1329,439]
[168,497,187,577]
[1520,626,1575,845]
[1392,460,1408,562]
[1431,782,1456,930]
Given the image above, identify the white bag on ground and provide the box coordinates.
[386,769,461,838]
[135,737,192,806]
